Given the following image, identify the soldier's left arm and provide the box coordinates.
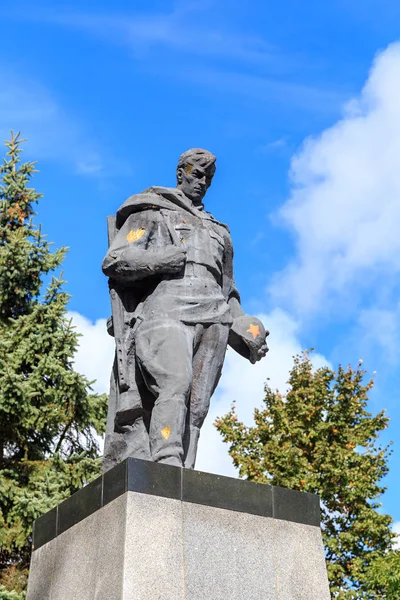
[223,231,269,361]
[222,232,244,319]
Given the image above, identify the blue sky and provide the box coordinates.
[2,0,400,527]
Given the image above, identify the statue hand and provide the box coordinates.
[164,246,187,270]
[249,341,269,364]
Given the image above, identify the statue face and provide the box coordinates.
[177,163,215,206]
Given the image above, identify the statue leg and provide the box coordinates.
[183,323,230,469]
[134,318,194,467]
[102,354,151,473]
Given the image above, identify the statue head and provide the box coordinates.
[176,148,216,207]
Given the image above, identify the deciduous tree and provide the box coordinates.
[216,351,395,598]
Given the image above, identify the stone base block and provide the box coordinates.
[27,459,330,600]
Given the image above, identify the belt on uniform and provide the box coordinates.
[184,262,217,279]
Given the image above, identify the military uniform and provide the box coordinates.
[102,186,242,470]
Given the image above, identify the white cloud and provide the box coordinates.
[16,7,346,115]
[195,308,329,476]
[68,308,328,476]
[170,66,345,114]
[356,305,400,366]
[270,42,400,316]
[22,7,283,67]
[0,67,128,177]
[393,521,400,549]
[68,311,114,394]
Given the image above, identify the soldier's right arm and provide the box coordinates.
[102,209,186,282]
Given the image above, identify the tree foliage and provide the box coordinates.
[215,351,395,599]
[364,550,400,598]
[0,133,108,594]
[0,587,25,600]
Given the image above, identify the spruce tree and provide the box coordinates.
[0,133,108,596]
[215,351,395,599]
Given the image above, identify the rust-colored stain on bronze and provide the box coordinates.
[185,164,193,175]
[247,323,261,339]
[161,426,171,440]
[126,228,146,243]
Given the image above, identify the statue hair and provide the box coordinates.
[176,148,216,182]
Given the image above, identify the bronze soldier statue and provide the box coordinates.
[102,149,269,471]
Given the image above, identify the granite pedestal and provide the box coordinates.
[26,458,330,600]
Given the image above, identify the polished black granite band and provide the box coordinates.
[32,458,320,550]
